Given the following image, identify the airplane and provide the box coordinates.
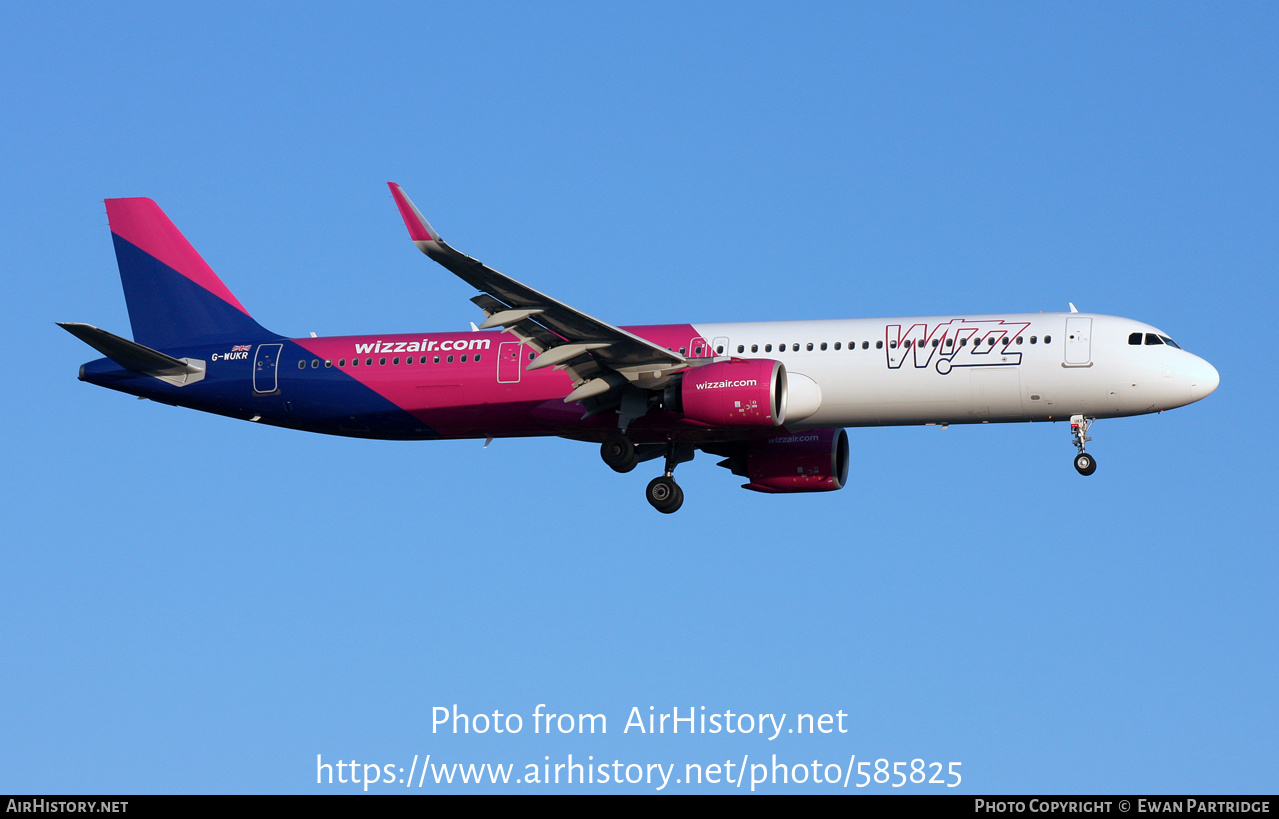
[61,183,1220,513]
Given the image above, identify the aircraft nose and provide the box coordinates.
[1188,356,1220,400]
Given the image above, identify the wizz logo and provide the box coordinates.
[885,319,1031,374]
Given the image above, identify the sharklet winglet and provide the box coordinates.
[388,182,441,245]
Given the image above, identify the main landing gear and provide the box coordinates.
[646,476,683,514]
[1070,414,1097,476]
[646,443,694,514]
[601,434,638,473]
[602,435,694,513]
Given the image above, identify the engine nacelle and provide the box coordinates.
[740,428,849,493]
[677,359,787,427]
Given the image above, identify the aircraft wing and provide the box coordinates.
[388,183,689,402]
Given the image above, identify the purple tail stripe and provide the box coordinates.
[106,198,252,316]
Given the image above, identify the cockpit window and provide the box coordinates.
[1129,332,1143,345]
[1145,333,1164,346]
[1159,335,1181,349]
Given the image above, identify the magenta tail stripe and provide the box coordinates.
[105,198,252,316]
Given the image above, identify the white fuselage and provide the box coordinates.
[692,312,1219,427]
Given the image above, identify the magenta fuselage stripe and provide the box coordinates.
[289,324,705,437]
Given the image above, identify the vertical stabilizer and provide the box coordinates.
[106,198,276,349]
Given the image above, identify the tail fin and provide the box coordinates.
[106,198,276,349]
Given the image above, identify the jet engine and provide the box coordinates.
[670,358,787,427]
[716,428,849,493]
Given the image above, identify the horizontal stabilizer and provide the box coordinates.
[59,322,206,385]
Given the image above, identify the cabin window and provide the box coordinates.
[875,341,883,349]
[324,360,332,368]
[298,360,305,369]
[807,342,814,351]
[474,354,482,362]
[834,342,842,350]
[792,343,800,352]
[392,357,399,365]
[447,355,454,363]
[765,344,772,352]
[751,344,758,353]
[890,341,898,349]
[946,338,954,348]
[339,359,346,367]
[1030,336,1037,344]
[932,339,940,348]
[1044,335,1052,344]
[461,355,468,362]
[433,355,440,363]
[820,342,827,351]
[380,357,387,365]
[737,345,744,353]
[1015,337,1023,345]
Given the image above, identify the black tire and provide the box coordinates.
[1074,452,1097,476]
[646,476,684,514]
[601,434,637,473]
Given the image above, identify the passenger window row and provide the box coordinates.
[732,335,1050,354]
[298,353,483,369]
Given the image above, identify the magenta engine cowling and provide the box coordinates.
[742,428,849,493]
[680,359,787,427]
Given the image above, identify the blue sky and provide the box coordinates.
[2,3,1275,794]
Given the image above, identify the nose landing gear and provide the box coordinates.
[1070,415,1097,476]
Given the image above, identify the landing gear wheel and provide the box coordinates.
[1074,452,1097,476]
[646,476,684,514]
[601,434,637,473]
[1069,415,1097,476]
